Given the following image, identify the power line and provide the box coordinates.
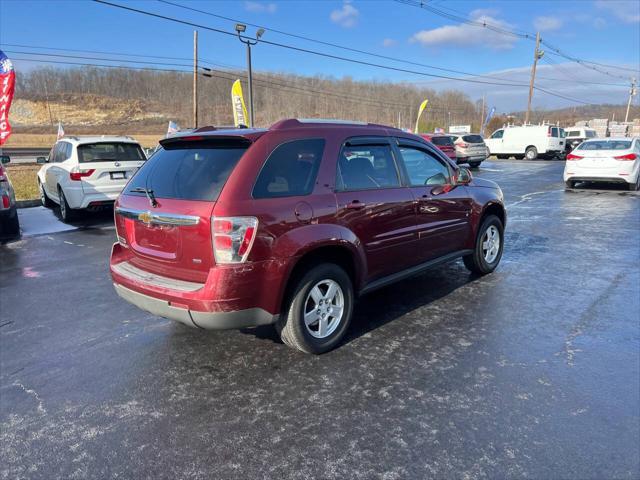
[394,0,636,81]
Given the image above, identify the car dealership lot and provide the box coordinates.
[1,159,639,479]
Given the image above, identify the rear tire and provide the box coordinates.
[629,177,640,191]
[39,181,54,208]
[525,146,538,161]
[58,186,75,223]
[463,215,504,275]
[565,180,575,189]
[469,162,481,169]
[1,208,20,239]
[276,263,354,354]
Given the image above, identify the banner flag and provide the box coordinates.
[0,50,16,146]
[231,79,248,128]
[57,121,65,140]
[482,107,496,131]
[414,99,428,133]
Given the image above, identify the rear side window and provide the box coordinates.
[78,142,145,163]
[430,136,453,146]
[336,145,400,191]
[462,135,484,143]
[253,139,324,198]
[127,139,248,201]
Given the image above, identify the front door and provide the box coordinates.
[334,138,417,281]
[395,140,472,262]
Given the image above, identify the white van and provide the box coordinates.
[485,125,565,160]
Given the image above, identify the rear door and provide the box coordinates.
[76,142,146,196]
[395,139,472,262]
[334,137,418,281]
[115,137,250,282]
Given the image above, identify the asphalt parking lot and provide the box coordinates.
[1,159,639,479]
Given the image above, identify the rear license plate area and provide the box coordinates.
[110,171,126,180]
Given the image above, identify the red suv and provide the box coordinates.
[110,119,506,354]
[420,133,457,162]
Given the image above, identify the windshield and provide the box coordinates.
[462,135,484,144]
[430,136,453,146]
[577,140,632,151]
[77,142,145,163]
[126,139,249,201]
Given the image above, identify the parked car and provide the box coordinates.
[37,136,146,222]
[485,124,565,160]
[110,119,506,354]
[564,127,597,153]
[419,133,457,162]
[564,137,640,191]
[447,133,489,168]
[0,155,19,239]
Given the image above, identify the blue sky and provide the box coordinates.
[1,0,639,111]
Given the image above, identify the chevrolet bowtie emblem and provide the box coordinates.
[138,211,153,224]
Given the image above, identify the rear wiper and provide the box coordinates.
[130,187,158,207]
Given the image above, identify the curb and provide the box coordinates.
[16,199,41,209]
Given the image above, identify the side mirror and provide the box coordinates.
[0,155,9,164]
[457,167,473,185]
[37,156,48,164]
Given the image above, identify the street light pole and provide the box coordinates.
[236,24,264,128]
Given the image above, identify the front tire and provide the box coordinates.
[58,186,75,223]
[277,263,354,354]
[463,215,504,275]
[525,146,538,161]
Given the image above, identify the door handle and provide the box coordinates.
[346,200,366,210]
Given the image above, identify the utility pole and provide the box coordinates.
[480,95,485,134]
[625,78,637,123]
[193,30,198,128]
[525,32,543,125]
[235,24,264,128]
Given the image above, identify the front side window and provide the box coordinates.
[491,130,504,139]
[398,147,450,186]
[77,142,145,163]
[567,130,580,137]
[253,138,324,198]
[336,144,400,191]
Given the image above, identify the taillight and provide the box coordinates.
[2,194,9,209]
[547,128,552,137]
[69,168,95,181]
[566,153,583,160]
[0,165,5,181]
[459,143,469,148]
[212,216,258,264]
[614,153,637,161]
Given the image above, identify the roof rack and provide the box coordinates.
[193,125,249,132]
[270,118,371,130]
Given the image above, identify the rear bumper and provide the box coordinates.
[564,164,639,184]
[114,283,277,329]
[65,185,120,209]
[110,242,287,329]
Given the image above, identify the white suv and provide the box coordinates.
[37,136,146,222]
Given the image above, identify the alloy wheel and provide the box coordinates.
[482,225,500,263]
[303,279,344,339]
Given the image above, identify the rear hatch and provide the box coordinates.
[76,142,146,197]
[115,136,252,283]
[458,135,487,155]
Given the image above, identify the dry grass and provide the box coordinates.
[5,133,163,149]
[6,164,40,201]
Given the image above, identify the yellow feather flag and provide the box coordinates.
[231,79,249,127]
[414,99,429,133]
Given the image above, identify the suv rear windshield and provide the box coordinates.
[430,136,453,146]
[126,139,248,201]
[462,135,484,143]
[77,142,145,163]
